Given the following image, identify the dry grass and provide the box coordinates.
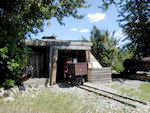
[0,89,97,113]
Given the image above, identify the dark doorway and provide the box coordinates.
[56,50,86,83]
[56,52,65,82]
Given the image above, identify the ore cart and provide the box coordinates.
[65,62,87,85]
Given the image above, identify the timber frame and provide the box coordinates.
[25,39,93,86]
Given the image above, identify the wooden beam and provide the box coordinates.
[25,40,93,48]
[25,40,47,46]
[50,48,58,85]
[54,45,91,50]
[86,50,92,82]
[46,46,53,86]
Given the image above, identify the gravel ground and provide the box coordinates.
[49,81,150,113]
[105,78,147,89]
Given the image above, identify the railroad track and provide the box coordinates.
[77,84,148,108]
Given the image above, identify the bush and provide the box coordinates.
[3,79,15,89]
[0,45,28,88]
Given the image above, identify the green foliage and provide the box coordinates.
[0,46,28,88]
[114,49,133,72]
[0,0,88,44]
[0,0,88,87]
[89,26,132,72]
[2,79,15,89]
[119,0,150,57]
[0,47,8,60]
[101,0,150,57]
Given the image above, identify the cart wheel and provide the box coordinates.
[71,79,76,86]
[77,77,84,85]
[81,77,84,85]
[77,79,82,86]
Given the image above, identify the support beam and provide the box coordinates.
[54,45,91,50]
[50,48,58,85]
[86,50,92,82]
[46,46,53,86]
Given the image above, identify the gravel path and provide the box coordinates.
[49,82,150,113]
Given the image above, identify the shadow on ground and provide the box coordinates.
[112,72,150,83]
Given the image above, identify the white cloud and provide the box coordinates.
[70,28,77,31]
[87,13,106,22]
[79,29,89,33]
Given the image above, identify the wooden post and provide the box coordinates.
[86,50,92,82]
[50,48,58,85]
[47,46,53,86]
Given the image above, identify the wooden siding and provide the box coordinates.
[28,51,47,78]
[91,68,112,82]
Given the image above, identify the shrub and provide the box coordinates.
[0,46,28,88]
[3,79,15,89]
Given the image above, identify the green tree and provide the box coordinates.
[89,26,128,72]
[119,0,150,58]
[90,26,118,70]
[101,0,150,57]
[0,0,88,87]
[0,0,88,45]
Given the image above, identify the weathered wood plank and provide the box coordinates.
[92,72,112,75]
[25,40,47,46]
[86,50,92,82]
[35,55,39,76]
[54,45,91,50]
[47,41,93,46]
[91,78,112,80]
[91,67,112,82]
[50,48,58,85]
[25,40,93,47]
[91,78,112,82]
[91,68,111,73]
[92,74,112,77]
[92,76,111,79]
[40,53,44,74]
[47,46,53,86]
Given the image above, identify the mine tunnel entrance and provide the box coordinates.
[56,50,87,83]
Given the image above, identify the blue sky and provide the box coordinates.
[32,0,126,46]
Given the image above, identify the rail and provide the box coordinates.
[77,84,148,108]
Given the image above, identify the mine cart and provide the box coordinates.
[64,62,88,85]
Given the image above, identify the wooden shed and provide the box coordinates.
[25,39,93,86]
[25,39,112,87]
